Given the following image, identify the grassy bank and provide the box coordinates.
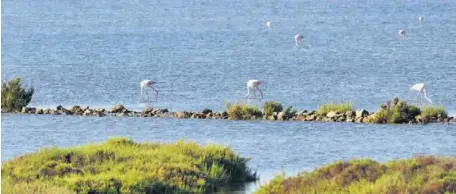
[1,137,258,194]
[255,155,456,194]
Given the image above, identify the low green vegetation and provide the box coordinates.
[420,106,448,121]
[370,97,448,124]
[317,102,353,115]
[1,77,34,112]
[255,155,456,194]
[263,101,297,120]
[225,102,262,120]
[263,101,283,117]
[370,97,421,124]
[1,137,258,194]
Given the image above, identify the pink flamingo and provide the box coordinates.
[246,80,264,99]
[411,83,432,105]
[138,80,158,104]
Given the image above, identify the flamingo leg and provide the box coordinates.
[146,90,150,105]
[246,87,251,99]
[256,86,264,99]
[138,87,144,103]
[150,86,158,102]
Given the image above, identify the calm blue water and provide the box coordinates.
[2,0,456,193]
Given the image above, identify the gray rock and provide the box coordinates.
[326,111,338,118]
[21,107,29,113]
[36,108,44,114]
[71,106,83,114]
[345,110,355,117]
[112,104,125,113]
[96,108,106,113]
[306,115,316,121]
[202,108,213,115]
[43,109,51,114]
[277,112,286,120]
[356,109,369,118]
[267,115,276,121]
[355,117,364,123]
[175,112,189,118]
[83,109,92,116]
[28,108,36,114]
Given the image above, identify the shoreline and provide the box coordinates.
[6,104,454,125]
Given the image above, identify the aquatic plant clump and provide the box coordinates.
[263,101,283,117]
[420,106,448,121]
[225,102,263,120]
[316,102,353,115]
[1,137,258,194]
[255,155,456,194]
[369,97,449,124]
[370,97,421,124]
[1,77,34,112]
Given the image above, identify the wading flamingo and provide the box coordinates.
[411,83,432,105]
[246,80,264,99]
[398,30,406,40]
[138,80,158,104]
[295,34,304,46]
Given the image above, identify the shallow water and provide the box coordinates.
[2,0,456,193]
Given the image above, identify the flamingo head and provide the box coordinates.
[148,81,156,86]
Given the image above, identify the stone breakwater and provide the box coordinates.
[15,104,454,125]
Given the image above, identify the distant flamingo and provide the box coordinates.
[138,80,158,104]
[398,30,406,40]
[295,34,304,46]
[266,21,271,28]
[246,80,264,99]
[411,83,432,105]
[418,16,424,23]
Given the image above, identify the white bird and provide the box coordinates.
[411,83,432,105]
[295,34,304,46]
[266,21,271,28]
[246,80,264,99]
[418,16,424,23]
[398,30,406,40]
[138,80,158,104]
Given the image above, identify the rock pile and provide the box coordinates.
[14,104,454,125]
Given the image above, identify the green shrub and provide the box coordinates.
[317,102,352,115]
[255,155,456,194]
[371,97,421,124]
[225,103,263,120]
[281,106,297,120]
[420,106,448,120]
[1,77,34,112]
[1,137,258,194]
[263,101,283,117]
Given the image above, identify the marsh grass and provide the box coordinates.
[255,155,456,194]
[225,102,263,120]
[263,101,283,117]
[370,97,421,124]
[371,97,448,124]
[1,137,258,194]
[1,77,34,112]
[420,106,448,120]
[317,102,353,115]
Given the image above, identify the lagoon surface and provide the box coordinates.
[2,0,456,193]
